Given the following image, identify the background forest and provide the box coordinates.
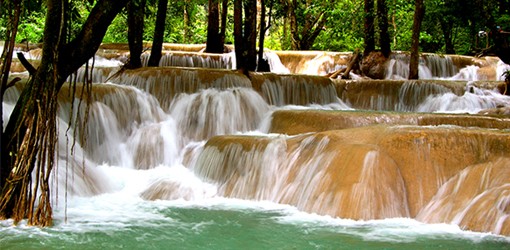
[1,0,509,55]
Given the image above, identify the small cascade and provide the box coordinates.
[169,87,270,142]
[250,72,347,106]
[263,51,291,74]
[385,52,508,81]
[269,110,510,135]
[110,67,252,110]
[53,119,115,198]
[139,165,217,201]
[336,79,466,111]
[70,66,120,83]
[386,53,436,79]
[423,54,458,78]
[416,157,510,235]
[57,83,168,168]
[192,129,412,219]
[141,51,235,69]
[274,51,351,75]
[189,125,510,233]
[417,83,510,113]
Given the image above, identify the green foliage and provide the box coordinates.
[17,11,45,43]
[4,0,510,55]
[103,12,129,43]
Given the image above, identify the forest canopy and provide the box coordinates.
[1,0,509,55]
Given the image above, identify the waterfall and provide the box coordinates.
[263,51,291,74]
[192,130,412,219]
[384,52,509,81]
[143,51,235,69]
[416,158,510,235]
[110,67,252,110]
[417,83,510,113]
[3,45,510,238]
[169,87,271,142]
[253,73,347,106]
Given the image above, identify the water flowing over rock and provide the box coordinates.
[194,125,510,235]
[4,44,510,237]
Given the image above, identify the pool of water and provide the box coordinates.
[1,195,508,250]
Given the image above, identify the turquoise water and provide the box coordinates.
[1,197,509,250]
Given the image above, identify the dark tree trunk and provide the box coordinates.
[364,0,375,57]
[0,0,128,226]
[257,0,270,72]
[148,0,168,67]
[220,0,228,45]
[440,19,455,54]
[288,0,299,50]
[234,0,257,72]
[0,0,21,188]
[205,0,224,53]
[244,0,257,71]
[377,0,391,57]
[234,0,243,69]
[286,0,326,50]
[409,0,425,80]
[127,0,146,69]
[183,0,191,43]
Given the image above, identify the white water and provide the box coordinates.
[2,51,510,245]
[417,83,510,113]
[385,53,510,81]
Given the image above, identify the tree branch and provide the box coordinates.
[16,52,36,75]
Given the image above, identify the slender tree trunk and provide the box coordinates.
[364,0,375,57]
[0,0,22,188]
[183,0,191,43]
[377,0,391,57]
[257,0,269,72]
[288,0,299,50]
[148,0,168,66]
[234,0,257,72]
[127,0,146,69]
[244,0,257,71]
[440,19,455,54]
[0,0,65,225]
[220,0,228,45]
[391,0,397,47]
[205,0,223,53]
[0,0,128,226]
[234,0,243,69]
[409,0,425,80]
[282,9,289,50]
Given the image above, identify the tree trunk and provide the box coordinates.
[183,0,191,43]
[257,0,270,72]
[220,0,229,45]
[127,0,146,69]
[0,0,21,188]
[288,0,299,50]
[0,0,128,226]
[408,0,425,80]
[234,0,257,72]
[364,0,375,57]
[205,0,223,53]
[377,0,391,57]
[148,0,169,67]
[244,0,257,71]
[234,0,243,70]
[440,19,455,54]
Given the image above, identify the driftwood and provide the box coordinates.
[326,49,361,79]
[16,52,36,75]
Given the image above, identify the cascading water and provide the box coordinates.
[2,47,510,249]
